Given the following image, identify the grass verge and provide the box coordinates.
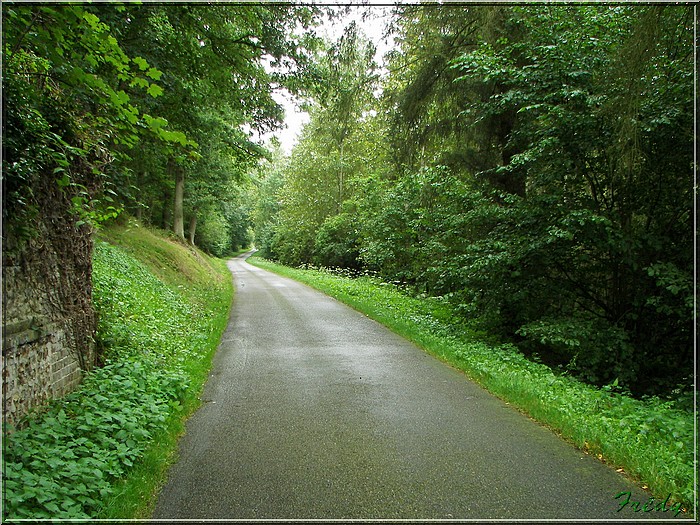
[248,255,696,516]
[2,220,232,519]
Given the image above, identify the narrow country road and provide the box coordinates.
[152,253,669,520]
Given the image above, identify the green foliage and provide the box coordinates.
[2,223,233,519]
[252,148,287,259]
[443,5,693,392]
[256,22,385,268]
[4,2,322,258]
[249,256,695,513]
[316,21,379,147]
[359,166,490,291]
[516,317,635,385]
[196,209,235,258]
[96,3,322,241]
[314,212,361,269]
[3,360,187,519]
[92,241,200,364]
[1,4,197,242]
[263,4,693,397]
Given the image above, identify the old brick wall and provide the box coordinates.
[2,318,82,425]
[2,257,91,427]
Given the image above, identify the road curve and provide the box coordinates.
[152,253,671,520]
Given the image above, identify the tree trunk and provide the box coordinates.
[161,187,172,230]
[135,171,145,222]
[339,140,344,213]
[173,163,185,240]
[188,212,197,245]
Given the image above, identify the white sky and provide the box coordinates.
[264,6,395,155]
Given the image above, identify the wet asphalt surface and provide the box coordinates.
[152,253,684,521]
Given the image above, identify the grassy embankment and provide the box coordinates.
[3,220,233,519]
[248,256,696,516]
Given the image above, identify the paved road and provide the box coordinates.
[153,253,677,520]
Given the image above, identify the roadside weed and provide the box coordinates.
[2,225,232,520]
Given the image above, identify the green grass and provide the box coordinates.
[97,221,225,305]
[95,222,233,519]
[2,219,233,520]
[248,256,696,516]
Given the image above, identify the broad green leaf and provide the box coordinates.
[146,83,164,98]
[132,56,149,71]
[146,67,163,81]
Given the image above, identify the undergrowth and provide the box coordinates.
[2,221,232,519]
[248,256,696,516]
[2,359,187,518]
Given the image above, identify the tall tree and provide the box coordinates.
[2,3,178,370]
[264,23,382,267]
[342,4,693,394]
[383,5,512,176]
[94,3,320,241]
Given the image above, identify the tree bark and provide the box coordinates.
[338,140,344,214]
[161,187,172,230]
[188,212,197,245]
[173,163,185,240]
[135,170,145,222]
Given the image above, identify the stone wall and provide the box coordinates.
[2,261,87,427]
[3,152,97,428]
[2,317,82,425]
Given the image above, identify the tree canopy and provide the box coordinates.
[2,4,693,397]
[255,4,694,397]
[3,2,320,255]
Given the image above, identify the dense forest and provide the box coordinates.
[253,4,695,398]
[3,4,694,399]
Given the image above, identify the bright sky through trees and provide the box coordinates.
[267,6,393,154]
